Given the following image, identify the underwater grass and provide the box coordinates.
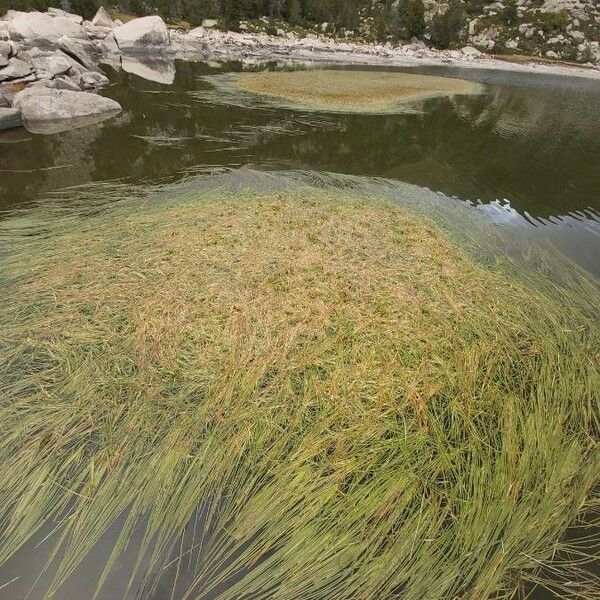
[0,187,598,599]
[233,70,481,113]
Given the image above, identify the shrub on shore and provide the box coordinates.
[430,0,467,49]
[396,0,426,40]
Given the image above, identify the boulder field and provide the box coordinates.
[1,4,599,134]
[0,7,173,133]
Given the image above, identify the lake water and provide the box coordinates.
[1,60,600,277]
[0,59,598,600]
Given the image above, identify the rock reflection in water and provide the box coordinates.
[23,110,123,135]
[121,54,176,85]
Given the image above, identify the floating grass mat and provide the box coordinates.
[232,70,482,113]
[0,180,598,600]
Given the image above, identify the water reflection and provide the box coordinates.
[22,111,123,135]
[121,55,176,85]
[0,60,598,275]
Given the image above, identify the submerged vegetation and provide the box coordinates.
[0,185,598,599]
[234,70,481,113]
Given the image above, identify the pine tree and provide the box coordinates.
[430,0,466,49]
[397,0,425,40]
[502,0,518,25]
[287,0,302,25]
[222,0,242,30]
[373,0,392,41]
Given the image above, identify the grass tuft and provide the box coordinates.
[233,70,482,113]
[0,189,598,599]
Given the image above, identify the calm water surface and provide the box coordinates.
[1,59,599,274]
[0,59,598,600]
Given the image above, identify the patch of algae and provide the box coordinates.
[234,69,482,113]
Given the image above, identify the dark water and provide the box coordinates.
[0,60,598,599]
[1,59,600,277]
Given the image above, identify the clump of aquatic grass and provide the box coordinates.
[0,189,598,599]
[233,70,481,112]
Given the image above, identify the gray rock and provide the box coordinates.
[113,16,170,51]
[27,78,54,88]
[50,75,82,91]
[461,45,482,56]
[541,0,587,18]
[30,52,72,76]
[7,11,88,43]
[0,23,9,41]
[0,41,10,59]
[202,19,218,29]
[13,87,121,131]
[545,49,559,58]
[0,107,22,131]
[188,26,207,38]
[570,30,585,43]
[58,36,100,70]
[0,57,32,82]
[0,55,7,68]
[84,24,112,40]
[0,93,9,107]
[8,74,38,86]
[80,70,109,89]
[32,70,53,81]
[16,47,45,61]
[8,41,20,57]
[92,7,114,28]
[47,8,84,25]
[100,32,120,55]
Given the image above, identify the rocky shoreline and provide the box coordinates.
[1,6,599,135]
[173,24,600,78]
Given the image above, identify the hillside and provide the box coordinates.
[1,0,599,65]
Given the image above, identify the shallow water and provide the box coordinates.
[0,60,598,600]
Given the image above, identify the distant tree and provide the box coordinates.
[337,0,361,30]
[221,0,242,30]
[465,0,490,15]
[0,0,60,10]
[492,34,506,53]
[501,0,518,25]
[180,0,216,25]
[372,0,392,41]
[125,0,146,17]
[430,0,466,49]
[396,0,425,40]
[70,0,97,19]
[286,0,301,25]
